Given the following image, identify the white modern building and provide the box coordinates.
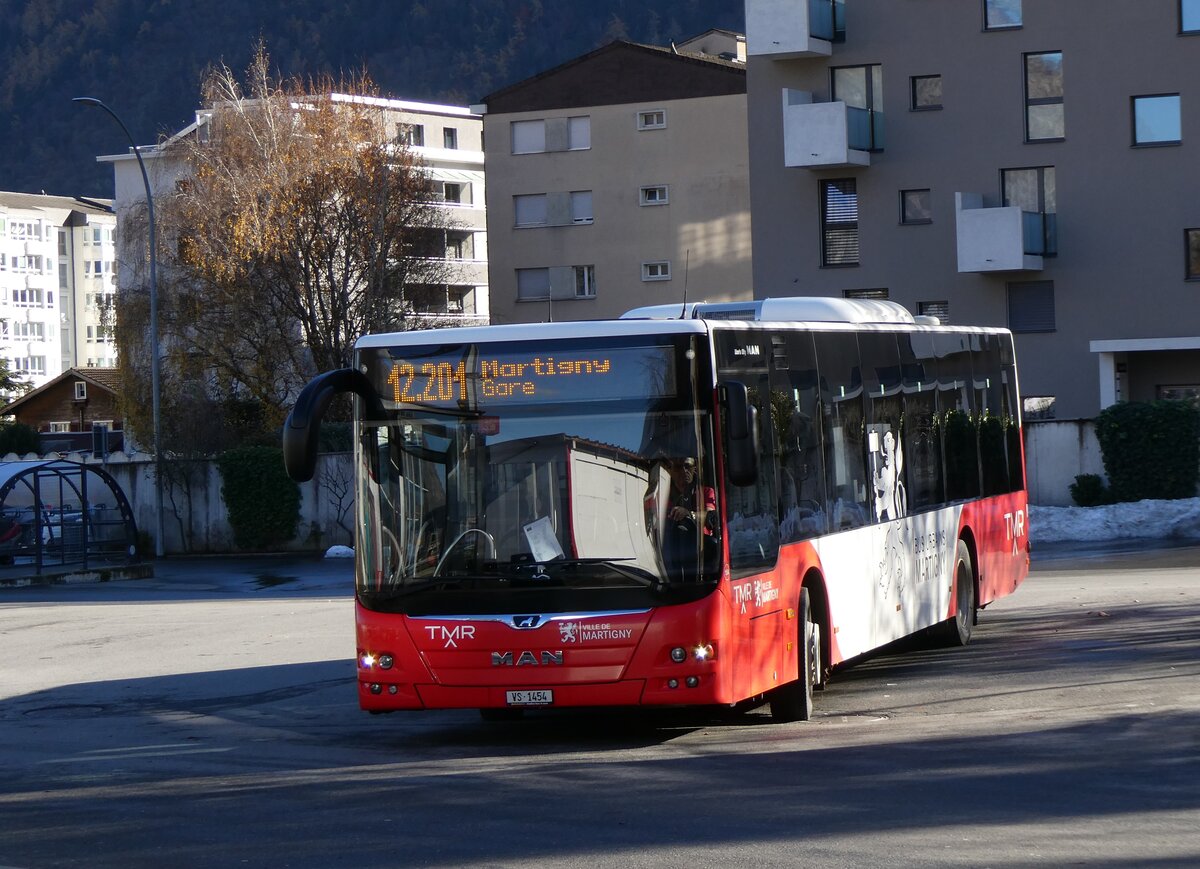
[0,191,118,400]
[97,95,489,326]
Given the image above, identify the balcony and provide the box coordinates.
[955,193,1048,273]
[782,90,877,169]
[747,0,844,59]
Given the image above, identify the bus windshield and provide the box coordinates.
[354,335,721,607]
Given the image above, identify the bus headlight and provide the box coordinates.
[692,643,715,662]
[670,647,687,663]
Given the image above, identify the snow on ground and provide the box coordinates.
[1030,497,1200,543]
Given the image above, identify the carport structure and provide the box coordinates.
[0,460,139,575]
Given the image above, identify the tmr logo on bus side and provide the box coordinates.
[1004,509,1027,556]
[492,651,564,666]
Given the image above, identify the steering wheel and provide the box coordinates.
[433,528,498,576]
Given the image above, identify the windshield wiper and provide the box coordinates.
[538,557,659,589]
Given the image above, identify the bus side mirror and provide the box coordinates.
[721,380,759,487]
[283,368,383,482]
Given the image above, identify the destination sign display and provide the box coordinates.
[376,345,678,408]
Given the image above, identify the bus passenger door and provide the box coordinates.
[714,330,786,697]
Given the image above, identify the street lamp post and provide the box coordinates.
[74,97,164,558]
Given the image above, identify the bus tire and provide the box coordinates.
[937,539,976,647]
[770,587,818,722]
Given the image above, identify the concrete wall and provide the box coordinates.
[2,451,355,555]
[1024,420,1105,507]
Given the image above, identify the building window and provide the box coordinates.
[1023,396,1056,420]
[75,381,87,400]
[443,127,458,149]
[511,120,545,154]
[398,123,424,147]
[1024,52,1064,141]
[900,189,932,224]
[1186,229,1200,280]
[918,300,949,323]
[640,185,669,206]
[820,178,859,267]
[511,117,590,153]
[568,116,591,150]
[574,265,596,298]
[514,194,547,227]
[642,261,671,281]
[1183,0,1200,33]
[1007,280,1056,332]
[443,182,463,203]
[570,191,593,224]
[832,64,884,151]
[910,75,942,111]
[843,288,888,300]
[1132,94,1182,145]
[637,109,667,130]
[984,0,1021,29]
[516,268,550,301]
[48,421,71,433]
[1002,166,1056,256]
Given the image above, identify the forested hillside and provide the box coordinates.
[0,0,743,198]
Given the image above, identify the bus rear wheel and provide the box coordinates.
[770,587,819,722]
[936,539,976,647]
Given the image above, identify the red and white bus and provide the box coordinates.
[284,297,1029,721]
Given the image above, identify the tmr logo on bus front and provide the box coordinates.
[492,651,564,666]
[425,625,475,648]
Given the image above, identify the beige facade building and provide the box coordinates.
[745,0,1200,419]
[477,39,754,324]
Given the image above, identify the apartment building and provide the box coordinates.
[745,0,1200,419]
[477,38,753,324]
[97,96,488,326]
[0,192,117,400]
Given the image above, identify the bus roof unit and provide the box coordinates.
[620,296,917,325]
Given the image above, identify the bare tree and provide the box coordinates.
[117,44,459,439]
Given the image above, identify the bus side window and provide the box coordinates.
[901,333,945,510]
[814,332,870,530]
[975,334,1012,497]
[936,333,981,501]
[768,331,827,541]
[860,332,905,522]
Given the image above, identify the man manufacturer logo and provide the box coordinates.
[492,650,564,666]
[511,615,542,629]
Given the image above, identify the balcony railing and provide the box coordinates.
[809,0,846,43]
[846,106,884,152]
[782,90,872,169]
[1022,211,1057,256]
[955,193,1045,273]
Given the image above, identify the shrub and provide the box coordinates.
[217,445,301,550]
[0,422,40,455]
[1094,400,1200,502]
[1069,473,1114,507]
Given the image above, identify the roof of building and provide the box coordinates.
[0,191,113,217]
[480,39,746,114]
[0,367,121,418]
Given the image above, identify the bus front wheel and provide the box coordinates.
[770,587,819,722]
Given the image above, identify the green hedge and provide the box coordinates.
[0,422,39,455]
[1095,400,1200,502]
[217,445,301,550]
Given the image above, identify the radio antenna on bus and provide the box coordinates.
[679,248,690,319]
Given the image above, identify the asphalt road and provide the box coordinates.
[1,547,1198,868]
